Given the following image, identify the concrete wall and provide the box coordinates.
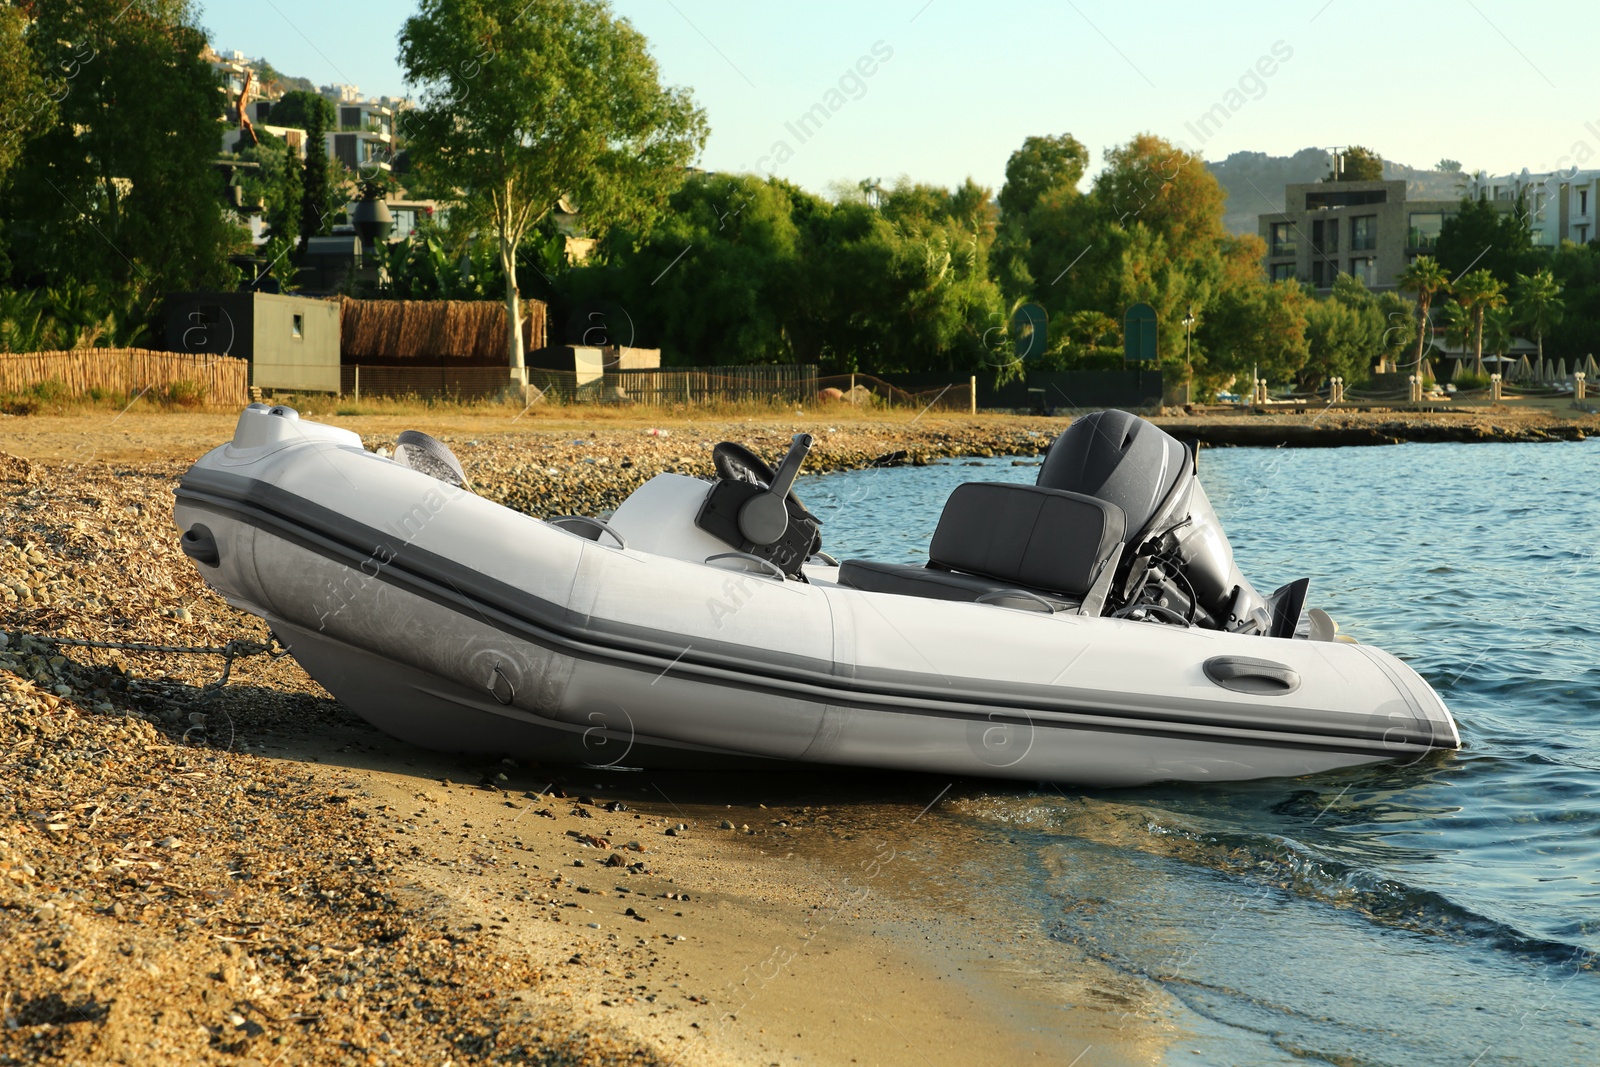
[250,293,340,392]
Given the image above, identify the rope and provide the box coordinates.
[5,632,289,693]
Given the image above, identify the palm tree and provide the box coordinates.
[1397,256,1453,377]
[1512,268,1565,362]
[1483,305,1513,365]
[1454,268,1507,376]
[1439,301,1471,360]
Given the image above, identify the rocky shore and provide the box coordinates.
[0,432,1147,1067]
[2,400,1595,1065]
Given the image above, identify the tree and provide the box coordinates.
[1512,267,1564,361]
[1397,256,1452,377]
[1437,158,1463,174]
[1452,268,1506,373]
[1482,305,1513,362]
[298,95,337,245]
[1197,279,1310,393]
[1438,300,1470,359]
[1547,239,1600,358]
[5,0,236,301]
[1375,290,1418,370]
[268,89,335,133]
[1329,145,1383,182]
[0,6,51,190]
[1436,193,1537,285]
[1303,295,1373,389]
[997,134,1089,219]
[989,133,1091,304]
[399,0,708,388]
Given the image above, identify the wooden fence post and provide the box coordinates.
[970,376,977,415]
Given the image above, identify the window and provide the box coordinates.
[1311,219,1339,253]
[1305,189,1386,209]
[1578,225,1590,244]
[1351,216,1377,251]
[1270,222,1296,257]
[1349,257,1376,285]
[292,313,304,339]
[1581,190,1590,216]
[1408,212,1443,251]
[1312,259,1340,288]
[1270,263,1296,282]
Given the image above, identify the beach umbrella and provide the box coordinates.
[1517,355,1532,381]
[1557,357,1569,381]
[1586,354,1599,378]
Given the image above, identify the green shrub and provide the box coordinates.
[165,379,207,408]
[1453,372,1492,391]
[27,378,70,402]
[0,394,40,415]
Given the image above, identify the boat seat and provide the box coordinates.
[837,482,1126,614]
[836,559,1082,611]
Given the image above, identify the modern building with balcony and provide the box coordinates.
[327,101,396,173]
[1470,169,1600,248]
[1258,180,1471,292]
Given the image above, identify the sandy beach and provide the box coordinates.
[3,400,1594,1065]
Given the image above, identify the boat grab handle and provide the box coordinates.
[1203,656,1301,695]
[705,552,786,581]
[975,588,1057,614]
[548,515,626,549]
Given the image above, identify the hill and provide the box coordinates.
[1208,149,1472,236]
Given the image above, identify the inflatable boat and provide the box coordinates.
[172,405,1458,787]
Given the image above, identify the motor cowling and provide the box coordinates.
[1038,411,1276,633]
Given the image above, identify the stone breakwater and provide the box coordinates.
[1154,412,1592,449]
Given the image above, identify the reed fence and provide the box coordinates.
[0,348,250,406]
[340,298,547,361]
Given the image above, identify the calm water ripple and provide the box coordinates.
[800,438,1600,1066]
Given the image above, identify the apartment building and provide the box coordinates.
[1258,180,1467,292]
[327,100,396,173]
[1471,168,1600,247]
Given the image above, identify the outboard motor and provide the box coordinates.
[1039,411,1302,635]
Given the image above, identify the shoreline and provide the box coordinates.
[1,403,1593,517]
[2,403,1595,1064]
[0,447,1176,1066]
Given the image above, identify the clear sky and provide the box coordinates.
[201,0,1600,203]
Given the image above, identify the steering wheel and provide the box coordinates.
[708,437,820,553]
[713,441,776,487]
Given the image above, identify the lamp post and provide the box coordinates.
[1181,306,1196,405]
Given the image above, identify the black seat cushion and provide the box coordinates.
[928,482,1125,596]
[836,559,1080,610]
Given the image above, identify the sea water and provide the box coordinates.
[795,439,1600,1066]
